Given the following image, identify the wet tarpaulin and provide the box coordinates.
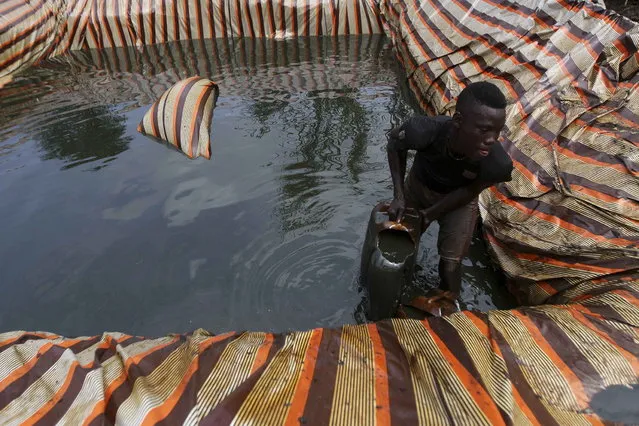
[0,35,395,150]
[1,288,638,425]
[0,0,638,424]
[0,0,384,84]
[380,0,639,305]
[37,35,393,111]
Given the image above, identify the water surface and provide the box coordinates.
[0,36,512,337]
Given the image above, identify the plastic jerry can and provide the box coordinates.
[359,201,422,321]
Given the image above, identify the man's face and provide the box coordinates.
[454,101,506,159]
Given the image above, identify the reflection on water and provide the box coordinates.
[0,74,131,171]
[276,92,372,233]
[0,35,511,337]
[36,105,130,170]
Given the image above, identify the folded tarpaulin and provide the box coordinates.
[0,275,637,424]
[380,0,639,305]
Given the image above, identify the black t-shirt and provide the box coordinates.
[395,115,513,193]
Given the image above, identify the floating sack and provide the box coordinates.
[137,77,219,159]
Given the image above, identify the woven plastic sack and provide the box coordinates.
[138,76,219,159]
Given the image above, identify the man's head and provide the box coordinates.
[452,81,507,159]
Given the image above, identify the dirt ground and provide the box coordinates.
[605,0,639,21]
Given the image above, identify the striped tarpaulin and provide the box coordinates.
[0,0,638,423]
[379,0,639,305]
[43,35,390,109]
[81,0,382,48]
[0,0,65,85]
[0,279,637,424]
[0,35,393,153]
[138,76,219,159]
[0,0,384,84]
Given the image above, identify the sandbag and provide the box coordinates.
[137,76,219,159]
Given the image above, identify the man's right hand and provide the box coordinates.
[388,197,406,222]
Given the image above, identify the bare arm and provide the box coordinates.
[386,127,408,202]
[385,117,438,222]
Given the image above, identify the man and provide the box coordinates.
[386,81,513,302]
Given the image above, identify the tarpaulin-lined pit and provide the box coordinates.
[0,0,637,424]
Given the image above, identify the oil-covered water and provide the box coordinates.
[0,36,512,336]
[377,230,415,264]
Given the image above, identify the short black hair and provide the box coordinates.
[456,81,507,112]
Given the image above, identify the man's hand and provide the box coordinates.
[388,197,406,222]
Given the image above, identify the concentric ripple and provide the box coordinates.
[0,35,512,336]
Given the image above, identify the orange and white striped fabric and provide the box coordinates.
[0,0,384,85]
[380,0,639,305]
[82,0,383,49]
[0,278,637,425]
[0,0,638,424]
[0,0,63,85]
[51,35,387,109]
[138,76,219,159]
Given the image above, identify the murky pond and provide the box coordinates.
[0,36,512,337]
